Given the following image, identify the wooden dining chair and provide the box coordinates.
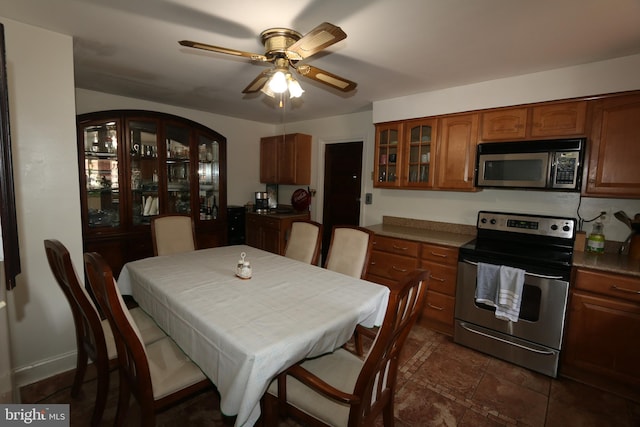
[44,239,166,426]
[324,225,375,279]
[284,220,323,265]
[262,269,429,427]
[150,214,197,256]
[83,252,212,427]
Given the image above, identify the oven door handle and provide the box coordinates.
[458,322,555,356]
[462,259,564,280]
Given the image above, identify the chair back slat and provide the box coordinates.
[351,269,429,425]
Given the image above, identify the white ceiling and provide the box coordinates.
[2,0,640,124]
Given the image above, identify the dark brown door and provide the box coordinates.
[321,142,363,263]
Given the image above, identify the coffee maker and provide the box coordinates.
[254,192,269,213]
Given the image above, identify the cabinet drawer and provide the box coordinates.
[420,243,458,267]
[421,290,455,331]
[574,269,640,303]
[372,235,419,257]
[420,261,457,296]
[369,251,419,281]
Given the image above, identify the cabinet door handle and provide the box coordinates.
[429,275,446,282]
[427,303,444,311]
[430,251,447,258]
[392,244,409,251]
[370,261,376,265]
[611,285,640,295]
[392,266,408,272]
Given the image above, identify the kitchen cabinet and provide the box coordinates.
[366,235,459,336]
[436,113,479,190]
[419,243,459,336]
[373,119,440,189]
[403,118,437,188]
[562,268,640,400]
[367,235,420,285]
[245,211,309,255]
[584,92,640,198]
[480,100,587,141]
[78,110,227,277]
[374,122,403,187]
[260,133,311,185]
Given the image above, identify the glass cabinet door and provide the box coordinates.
[82,120,121,229]
[406,120,435,186]
[376,124,400,185]
[197,133,220,220]
[165,124,191,214]
[129,120,159,225]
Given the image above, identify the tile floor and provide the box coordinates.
[21,322,640,426]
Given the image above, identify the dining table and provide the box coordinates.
[117,245,390,426]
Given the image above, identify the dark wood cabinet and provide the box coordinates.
[562,268,640,401]
[77,110,227,276]
[245,212,310,255]
[260,133,311,185]
[584,92,640,198]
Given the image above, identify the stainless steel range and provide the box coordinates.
[454,211,576,377]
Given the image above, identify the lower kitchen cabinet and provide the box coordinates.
[245,211,309,255]
[562,268,640,401]
[367,235,459,336]
[419,243,459,336]
[367,235,420,285]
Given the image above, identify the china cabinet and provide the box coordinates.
[260,133,311,185]
[77,110,227,276]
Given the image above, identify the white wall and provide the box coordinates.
[1,17,83,387]
[75,89,276,207]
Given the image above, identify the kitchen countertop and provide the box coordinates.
[368,216,640,278]
[572,251,640,278]
[366,216,476,248]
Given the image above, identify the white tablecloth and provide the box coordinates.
[118,245,390,426]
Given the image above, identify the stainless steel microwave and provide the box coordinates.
[475,138,585,191]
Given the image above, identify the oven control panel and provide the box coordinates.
[477,211,576,239]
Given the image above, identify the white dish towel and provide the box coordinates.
[475,262,500,306]
[494,265,525,322]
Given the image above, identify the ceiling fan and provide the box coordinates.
[179,22,357,98]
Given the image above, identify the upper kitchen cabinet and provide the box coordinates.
[78,110,227,276]
[260,133,311,185]
[374,122,403,187]
[403,118,437,188]
[584,92,640,198]
[480,100,587,141]
[436,113,479,190]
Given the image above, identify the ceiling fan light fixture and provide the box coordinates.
[268,70,288,93]
[287,76,304,98]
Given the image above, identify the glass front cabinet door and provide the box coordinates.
[374,122,402,187]
[81,118,123,231]
[404,118,437,188]
[78,110,227,277]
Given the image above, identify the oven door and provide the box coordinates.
[476,152,550,188]
[454,259,569,350]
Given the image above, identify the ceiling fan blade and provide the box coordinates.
[242,70,272,93]
[179,40,268,62]
[286,22,347,60]
[295,64,357,92]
